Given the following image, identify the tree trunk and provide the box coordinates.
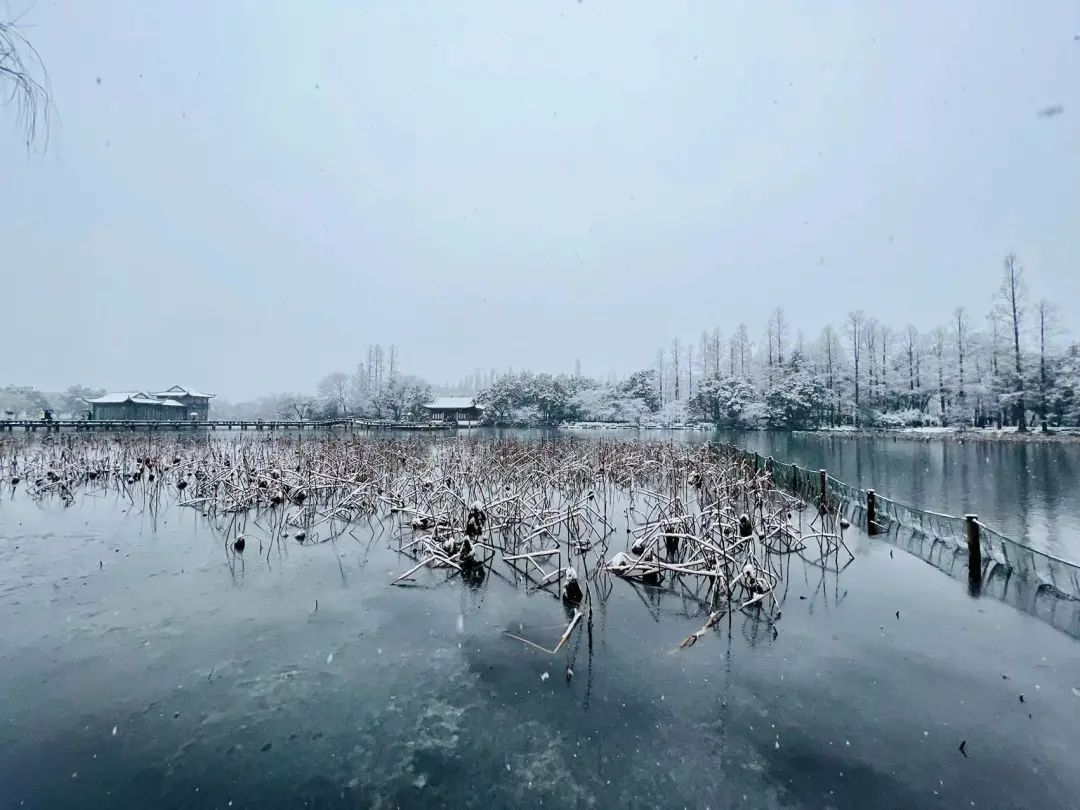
[907,342,915,408]
[687,346,693,399]
[1040,305,1048,431]
[1006,257,1026,431]
[880,334,888,411]
[672,340,680,401]
[955,310,966,424]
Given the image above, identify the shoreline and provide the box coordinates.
[791,426,1080,443]
[555,422,1080,443]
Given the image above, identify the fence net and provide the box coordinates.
[712,441,1080,608]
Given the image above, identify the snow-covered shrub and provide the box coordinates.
[871,408,937,428]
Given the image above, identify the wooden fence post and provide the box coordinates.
[866,489,877,536]
[819,469,828,513]
[966,514,981,596]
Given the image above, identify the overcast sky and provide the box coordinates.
[3,1,1077,399]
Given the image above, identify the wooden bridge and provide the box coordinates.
[0,419,454,433]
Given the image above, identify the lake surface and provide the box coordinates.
[708,431,1080,563]
[2,431,1080,809]
[560,428,1080,563]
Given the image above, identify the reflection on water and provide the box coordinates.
[687,431,1079,561]
[491,427,1080,559]
[3,433,1080,808]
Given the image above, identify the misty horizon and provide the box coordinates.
[4,2,1078,400]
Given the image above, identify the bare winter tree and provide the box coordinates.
[350,361,370,408]
[878,322,890,408]
[904,325,920,409]
[862,317,877,410]
[771,307,788,366]
[985,311,1006,426]
[953,307,969,418]
[819,324,841,424]
[1,18,52,150]
[686,343,694,398]
[999,254,1028,431]
[387,345,398,381]
[1035,299,1059,431]
[655,348,665,405]
[931,327,948,420]
[317,372,350,417]
[764,323,773,377]
[278,394,316,421]
[760,311,786,386]
[697,331,710,384]
[372,344,385,391]
[733,324,750,378]
[670,338,680,401]
[847,310,864,424]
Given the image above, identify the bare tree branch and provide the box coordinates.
[1,17,53,151]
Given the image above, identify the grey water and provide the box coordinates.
[557,427,1080,561]
[2,431,1080,809]
[707,431,1080,563]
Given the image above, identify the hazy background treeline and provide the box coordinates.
[4,255,1077,430]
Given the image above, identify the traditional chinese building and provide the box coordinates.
[421,397,485,425]
[86,385,215,421]
[153,386,215,421]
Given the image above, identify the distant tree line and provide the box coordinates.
[476,254,1080,430]
[0,385,104,418]
[213,344,433,422]
[6,255,1077,431]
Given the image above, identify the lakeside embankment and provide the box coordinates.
[794,426,1080,443]
[559,422,1080,443]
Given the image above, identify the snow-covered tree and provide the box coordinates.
[691,375,757,425]
[764,353,829,429]
[998,253,1029,430]
[317,372,350,417]
[373,375,431,421]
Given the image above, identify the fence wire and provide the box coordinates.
[711,441,1080,606]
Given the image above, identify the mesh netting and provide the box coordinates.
[977,521,1080,600]
[708,440,1080,604]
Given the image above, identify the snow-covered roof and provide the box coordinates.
[85,392,184,406]
[86,391,151,404]
[423,397,484,411]
[154,385,215,399]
